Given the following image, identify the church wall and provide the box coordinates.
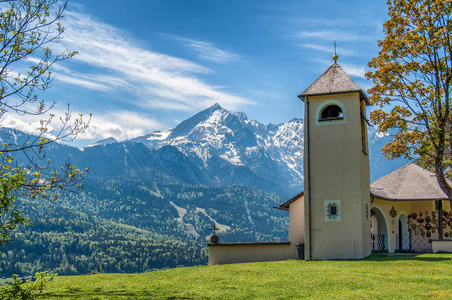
[289,195,304,245]
[359,100,372,257]
[432,240,452,253]
[305,93,371,260]
[371,199,411,253]
[208,243,296,265]
[372,198,451,253]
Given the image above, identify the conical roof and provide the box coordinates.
[298,62,368,103]
[370,163,452,201]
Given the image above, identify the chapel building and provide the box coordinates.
[208,57,452,265]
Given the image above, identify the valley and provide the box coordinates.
[0,103,408,277]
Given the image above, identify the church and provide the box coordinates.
[208,56,452,264]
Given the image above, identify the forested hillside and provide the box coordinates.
[0,104,408,277]
[1,200,207,276]
[0,182,287,277]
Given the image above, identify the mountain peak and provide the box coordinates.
[96,137,118,145]
[83,137,118,149]
[169,103,230,139]
[233,112,248,122]
[210,103,222,111]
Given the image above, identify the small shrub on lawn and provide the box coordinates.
[0,271,55,300]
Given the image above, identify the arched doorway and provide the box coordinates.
[371,207,388,251]
[398,214,409,250]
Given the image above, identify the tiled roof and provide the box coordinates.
[274,191,304,211]
[208,241,290,246]
[370,163,452,201]
[298,63,369,103]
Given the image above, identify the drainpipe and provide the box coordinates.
[308,98,312,260]
[300,95,312,261]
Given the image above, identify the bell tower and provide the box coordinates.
[299,56,371,260]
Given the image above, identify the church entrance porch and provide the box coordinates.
[370,163,452,254]
[371,207,388,252]
[370,198,452,253]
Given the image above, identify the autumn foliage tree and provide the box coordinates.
[0,0,90,247]
[366,0,452,211]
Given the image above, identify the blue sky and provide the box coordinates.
[5,0,389,147]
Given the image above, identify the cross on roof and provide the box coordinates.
[209,223,219,235]
[333,41,338,62]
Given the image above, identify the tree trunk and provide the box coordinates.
[436,176,452,239]
[435,158,452,239]
[437,201,443,240]
[435,169,452,205]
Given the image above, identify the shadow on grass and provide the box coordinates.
[363,253,452,262]
[64,286,83,294]
[44,290,201,299]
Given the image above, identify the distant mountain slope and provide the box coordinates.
[128,103,407,195]
[0,183,288,277]
[129,104,304,197]
[368,127,409,182]
[0,198,208,277]
[0,104,409,195]
[0,104,409,277]
[0,103,405,199]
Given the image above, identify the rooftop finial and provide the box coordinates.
[333,41,338,62]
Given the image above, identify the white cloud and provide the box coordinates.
[1,106,166,143]
[1,106,66,142]
[78,111,166,141]
[341,63,366,79]
[173,36,242,63]
[297,30,364,42]
[301,43,357,56]
[56,73,113,91]
[53,10,252,113]
[2,114,43,135]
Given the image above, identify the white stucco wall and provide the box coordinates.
[432,240,452,253]
[208,243,297,265]
[304,93,371,260]
[289,196,305,245]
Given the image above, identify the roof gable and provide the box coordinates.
[298,63,368,103]
[370,163,452,201]
[275,191,304,211]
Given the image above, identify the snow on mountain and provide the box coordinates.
[128,103,303,196]
[368,126,409,182]
[83,137,118,149]
[147,130,172,141]
[127,103,409,197]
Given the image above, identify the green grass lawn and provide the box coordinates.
[34,253,452,299]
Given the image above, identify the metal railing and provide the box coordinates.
[371,233,385,251]
[395,233,433,252]
[409,233,432,252]
[395,234,410,251]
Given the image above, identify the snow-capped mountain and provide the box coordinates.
[128,103,407,198]
[84,137,118,149]
[0,103,408,199]
[368,126,409,182]
[129,103,304,197]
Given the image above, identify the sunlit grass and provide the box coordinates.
[38,253,452,299]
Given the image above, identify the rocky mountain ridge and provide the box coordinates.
[125,103,407,195]
[0,104,410,276]
[127,103,304,197]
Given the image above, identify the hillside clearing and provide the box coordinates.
[34,253,452,299]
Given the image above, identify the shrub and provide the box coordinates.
[0,271,55,300]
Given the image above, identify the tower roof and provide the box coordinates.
[298,62,369,103]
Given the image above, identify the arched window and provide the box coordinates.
[315,100,346,125]
[320,104,343,121]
